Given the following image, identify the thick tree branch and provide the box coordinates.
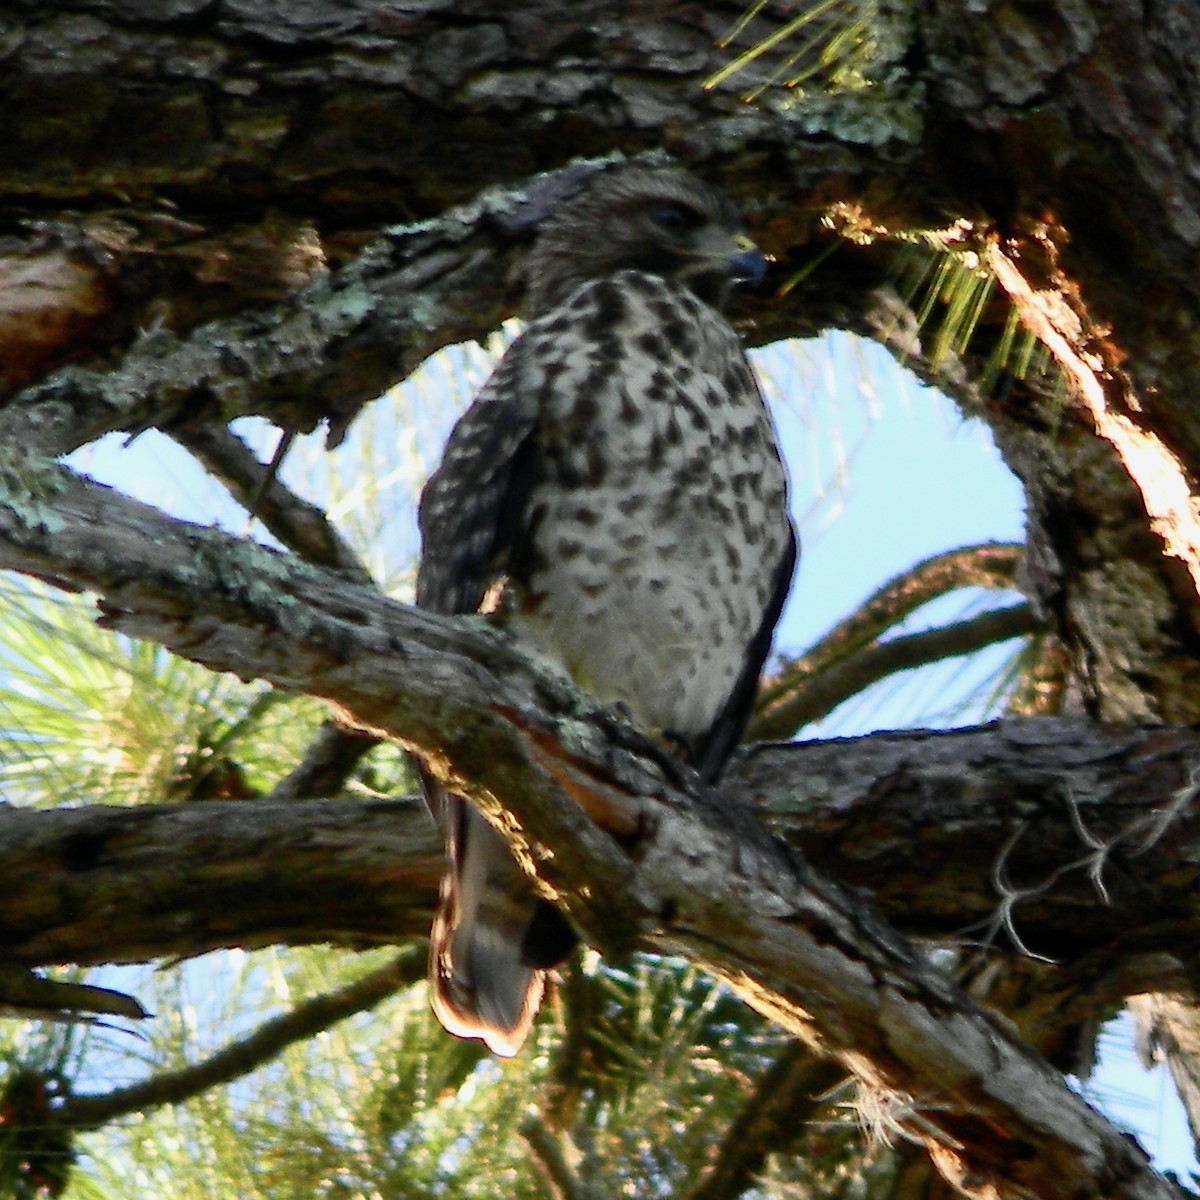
[0,455,1185,1200]
[0,180,542,455]
[7,720,1199,992]
[0,155,867,464]
[1,1,859,228]
[0,795,441,965]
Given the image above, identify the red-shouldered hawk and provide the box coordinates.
[417,168,797,1055]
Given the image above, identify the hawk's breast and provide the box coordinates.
[510,271,791,740]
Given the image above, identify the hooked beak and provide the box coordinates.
[728,233,768,285]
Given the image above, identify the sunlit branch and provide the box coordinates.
[989,243,1200,596]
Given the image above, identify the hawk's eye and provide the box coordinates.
[650,205,698,233]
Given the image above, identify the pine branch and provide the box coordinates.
[5,725,1200,1008]
[750,603,1039,738]
[685,1044,846,1200]
[61,950,423,1131]
[753,543,1027,740]
[519,1112,593,1200]
[0,965,148,1024]
[171,422,373,583]
[0,794,441,966]
[0,453,1187,1200]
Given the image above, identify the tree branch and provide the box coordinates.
[62,950,423,1132]
[0,189,519,456]
[752,544,1027,740]
[751,604,1039,738]
[0,965,147,1024]
[6,720,1199,990]
[990,227,1200,599]
[170,422,373,583]
[171,421,386,801]
[266,719,381,803]
[685,1044,846,1200]
[0,795,440,965]
[519,1113,593,1200]
[0,454,1186,1199]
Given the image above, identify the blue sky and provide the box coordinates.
[63,328,1199,1183]
[760,331,1026,732]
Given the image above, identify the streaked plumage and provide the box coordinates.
[417,167,797,1055]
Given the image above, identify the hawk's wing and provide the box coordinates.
[416,331,575,1058]
[416,351,540,617]
[692,525,797,783]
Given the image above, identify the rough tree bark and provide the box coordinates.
[3,0,1200,1197]
[4,717,1200,1044]
[0,458,1186,1200]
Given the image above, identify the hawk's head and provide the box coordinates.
[525,168,766,316]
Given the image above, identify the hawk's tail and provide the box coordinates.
[429,802,574,1056]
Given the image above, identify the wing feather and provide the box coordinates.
[416,331,574,1058]
[692,526,798,783]
[416,350,540,617]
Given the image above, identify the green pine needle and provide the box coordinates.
[707,0,878,102]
